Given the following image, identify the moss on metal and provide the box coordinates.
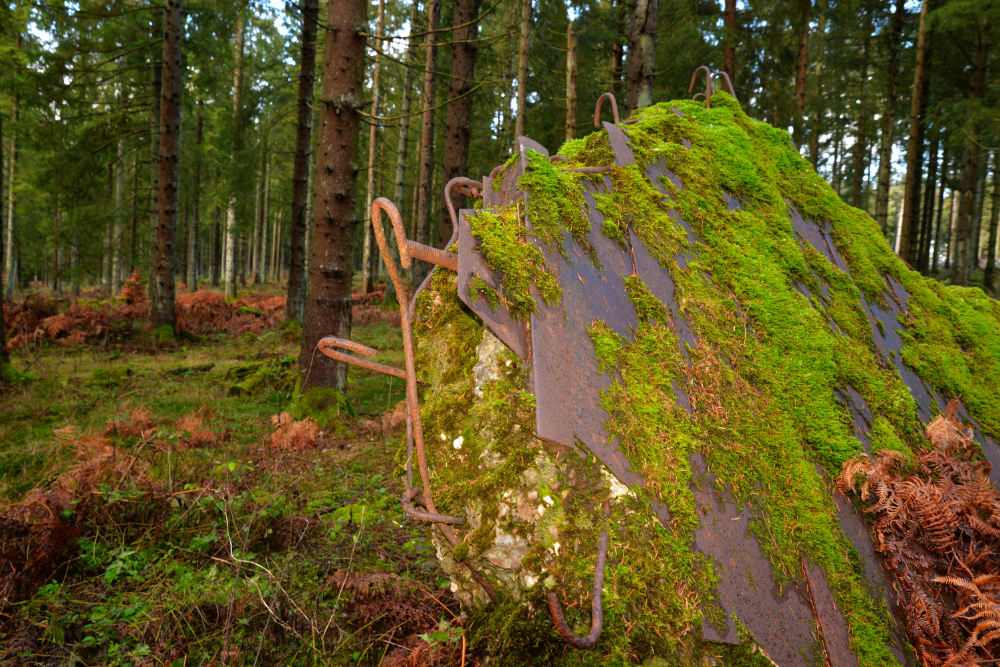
[407,93,1000,665]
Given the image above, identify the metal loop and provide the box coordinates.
[546,500,611,649]
[317,336,406,379]
[444,177,482,246]
[713,70,737,100]
[593,92,621,127]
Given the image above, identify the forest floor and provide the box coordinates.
[0,286,477,666]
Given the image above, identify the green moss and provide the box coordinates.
[466,205,562,320]
[415,92,1000,664]
[151,324,175,344]
[466,275,502,312]
[289,385,353,429]
[518,151,592,256]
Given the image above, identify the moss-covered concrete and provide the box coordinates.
[408,93,1000,664]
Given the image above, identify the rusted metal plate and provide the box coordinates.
[603,121,635,166]
[690,453,828,663]
[456,209,529,359]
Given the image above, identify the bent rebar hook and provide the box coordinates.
[594,92,621,127]
[546,500,611,649]
[689,66,739,109]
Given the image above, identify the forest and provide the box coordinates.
[1,0,1000,665]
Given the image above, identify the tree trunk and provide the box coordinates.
[850,4,873,208]
[188,104,202,290]
[112,137,126,294]
[393,0,420,214]
[514,0,530,137]
[932,156,946,274]
[224,10,246,300]
[129,152,138,273]
[971,149,988,268]
[565,19,577,141]
[807,9,827,164]
[917,135,939,273]
[104,162,113,295]
[792,0,810,148]
[253,144,267,285]
[723,0,736,82]
[625,0,657,112]
[414,0,441,285]
[875,0,906,236]
[298,0,366,391]
[440,0,482,246]
[4,97,17,299]
[286,0,317,322]
[0,113,7,363]
[259,154,270,284]
[898,0,932,265]
[610,0,624,100]
[149,33,162,304]
[212,167,221,286]
[362,0,387,293]
[152,0,183,330]
[984,152,1000,291]
[949,18,987,286]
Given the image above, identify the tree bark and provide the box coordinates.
[723,0,736,82]
[625,0,657,112]
[104,163,113,295]
[565,19,577,141]
[950,17,987,286]
[514,0,531,137]
[112,137,126,294]
[984,152,1000,291]
[850,4,873,208]
[971,149,988,267]
[898,0,932,265]
[362,0,387,293]
[224,10,246,300]
[0,113,8,364]
[298,0,366,391]
[414,0,441,285]
[286,0,318,322]
[610,0,624,100]
[152,0,183,330]
[187,104,203,290]
[253,145,267,285]
[149,30,162,303]
[4,96,17,299]
[792,0,810,148]
[917,135,939,273]
[932,155,946,274]
[440,0,482,246]
[875,0,906,236]
[393,0,420,213]
[212,167,221,286]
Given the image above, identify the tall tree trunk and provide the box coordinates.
[4,96,17,299]
[224,10,246,300]
[932,154,947,274]
[971,149,988,267]
[898,0,932,265]
[393,0,420,214]
[112,137,125,294]
[984,152,1000,291]
[152,0,183,330]
[723,0,736,82]
[104,163,113,295]
[414,0,441,284]
[875,0,906,236]
[807,8,827,164]
[286,0,318,322]
[53,201,61,293]
[792,0,810,148]
[258,143,267,285]
[362,0,386,293]
[625,0,657,112]
[187,104,202,290]
[258,154,270,284]
[917,135,939,273]
[850,4,873,208]
[0,114,7,365]
[298,0,366,391]
[129,152,138,272]
[565,19,577,141]
[212,167,221,286]
[514,0,530,137]
[610,0,624,100]
[440,0,482,245]
[149,29,162,303]
[949,18,987,286]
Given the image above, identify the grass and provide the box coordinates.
[0,315,467,666]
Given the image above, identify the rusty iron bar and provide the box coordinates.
[317,336,406,379]
[565,166,616,175]
[370,192,499,605]
[593,92,621,127]
[546,500,611,649]
[402,487,464,525]
[688,66,738,109]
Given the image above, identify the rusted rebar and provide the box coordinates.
[546,499,611,649]
[688,66,738,109]
[593,92,621,127]
[317,336,406,379]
